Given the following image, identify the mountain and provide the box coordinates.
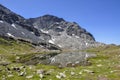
[0,4,104,51]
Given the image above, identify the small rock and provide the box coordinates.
[26,75,33,79]
[16,56,21,60]
[56,75,61,79]
[28,65,33,69]
[19,71,26,76]
[59,72,66,78]
[20,66,26,69]
[70,71,75,76]
[97,64,103,67]
[39,74,44,78]
[0,61,10,66]
[83,69,94,73]
[56,72,66,79]
[37,69,46,74]
[98,76,108,80]
[79,71,82,74]
[7,74,14,77]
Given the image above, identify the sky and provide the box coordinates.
[0,0,120,44]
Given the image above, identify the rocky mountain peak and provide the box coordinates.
[0,4,104,51]
[0,4,12,14]
[40,14,65,22]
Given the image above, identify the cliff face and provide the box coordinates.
[26,15,100,50]
[0,4,103,50]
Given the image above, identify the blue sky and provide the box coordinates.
[0,0,120,44]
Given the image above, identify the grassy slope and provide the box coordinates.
[0,37,120,80]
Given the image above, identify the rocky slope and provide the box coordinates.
[0,4,104,50]
[0,4,60,50]
[26,15,103,50]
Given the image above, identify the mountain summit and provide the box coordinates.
[0,4,103,50]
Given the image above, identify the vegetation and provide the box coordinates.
[0,37,120,80]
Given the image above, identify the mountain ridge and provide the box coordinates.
[0,4,104,50]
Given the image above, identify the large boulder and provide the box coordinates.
[49,52,96,67]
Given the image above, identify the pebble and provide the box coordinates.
[37,69,46,74]
[70,71,75,76]
[39,74,44,78]
[7,74,14,77]
[26,75,33,79]
[97,64,103,67]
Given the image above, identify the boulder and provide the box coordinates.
[49,52,96,67]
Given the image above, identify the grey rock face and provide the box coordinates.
[0,4,60,50]
[27,15,104,50]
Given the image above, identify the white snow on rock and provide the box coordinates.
[51,57,55,63]
[58,26,62,29]
[7,33,14,37]
[31,32,34,34]
[49,40,54,44]
[0,20,3,23]
[86,42,88,46]
[11,24,17,29]
[72,34,75,36]
[34,26,38,29]
[58,44,62,47]
[21,32,25,35]
[40,29,49,33]
[75,36,79,38]
[56,22,59,24]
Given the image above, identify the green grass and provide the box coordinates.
[0,37,120,80]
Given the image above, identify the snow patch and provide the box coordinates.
[21,32,25,35]
[51,57,55,63]
[7,33,14,37]
[75,36,79,38]
[34,26,38,29]
[85,53,89,59]
[11,24,17,29]
[56,22,59,24]
[31,32,34,34]
[40,29,49,33]
[72,34,75,36]
[58,26,62,29]
[58,44,62,47]
[0,20,3,23]
[86,43,88,46]
[49,40,54,44]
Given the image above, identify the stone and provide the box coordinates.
[50,52,96,67]
[19,71,26,76]
[70,71,75,76]
[0,61,10,66]
[39,74,44,78]
[7,74,14,77]
[37,69,46,74]
[26,75,33,79]
[56,72,66,79]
